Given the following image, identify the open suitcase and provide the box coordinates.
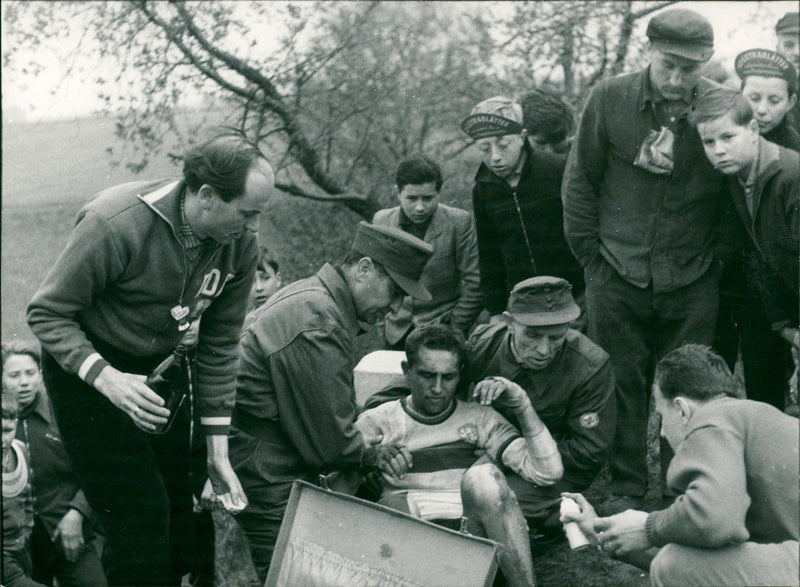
[265,480,498,587]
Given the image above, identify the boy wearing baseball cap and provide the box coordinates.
[736,48,799,151]
[462,97,583,323]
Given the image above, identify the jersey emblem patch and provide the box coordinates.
[579,412,600,429]
[458,424,479,445]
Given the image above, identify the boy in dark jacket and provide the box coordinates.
[691,86,799,411]
[713,49,799,409]
[462,96,583,321]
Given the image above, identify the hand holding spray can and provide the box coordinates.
[560,497,590,550]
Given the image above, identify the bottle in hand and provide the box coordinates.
[145,344,189,435]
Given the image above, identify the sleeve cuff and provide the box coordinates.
[200,416,231,436]
[78,353,110,386]
[69,491,93,519]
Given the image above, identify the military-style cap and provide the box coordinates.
[647,8,714,62]
[735,49,797,91]
[775,12,799,35]
[507,276,581,326]
[350,221,434,301]
[462,96,524,140]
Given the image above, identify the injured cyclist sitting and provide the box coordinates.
[355,323,563,587]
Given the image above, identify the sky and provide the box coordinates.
[2,0,797,123]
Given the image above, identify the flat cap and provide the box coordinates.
[507,276,581,326]
[350,221,433,301]
[775,12,799,35]
[647,8,714,62]
[735,49,797,91]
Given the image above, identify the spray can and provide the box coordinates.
[560,497,590,550]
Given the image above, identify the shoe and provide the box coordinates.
[596,494,644,516]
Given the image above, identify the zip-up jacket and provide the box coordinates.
[231,264,366,478]
[27,179,257,435]
[472,141,583,315]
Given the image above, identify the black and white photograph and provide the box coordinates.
[2,2,798,586]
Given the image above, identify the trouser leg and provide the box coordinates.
[44,351,173,586]
[652,264,720,482]
[586,259,652,497]
[228,428,294,584]
[650,540,799,587]
[462,464,536,587]
[504,473,585,526]
[737,298,790,410]
[712,291,740,371]
[30,515,107,587]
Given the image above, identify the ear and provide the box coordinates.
[401,360,410,376]
[355,257,375,281]
[789,93,798,109]
[520,129,528,140]
[198,185,216,210]
[674,397,692,425]
[747,118,760,137]
[501,311,513,324]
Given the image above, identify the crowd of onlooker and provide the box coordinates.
[3,7,798,587]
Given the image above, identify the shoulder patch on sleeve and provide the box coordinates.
[579,412,600,429]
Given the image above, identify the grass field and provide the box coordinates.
[2,116,659,586]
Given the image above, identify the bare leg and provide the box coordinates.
[461,463,536,587]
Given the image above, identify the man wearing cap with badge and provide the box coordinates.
[563,8,732,514]
[228,221,433,581]
[26,132,272,586]
[462,96,583,324]
[467,276,615,529]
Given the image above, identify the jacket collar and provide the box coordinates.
[20,391,53,424]
[386,205,445,242]
[317,263,360,338]
[138,179,185,235]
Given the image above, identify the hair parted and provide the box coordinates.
[688,87,754,127]
[520,88,575,147]
[654,343,742,402]
[395,154,443,192]
[2,341,41,371]
[183,128,268,202]
[404,324,468,371]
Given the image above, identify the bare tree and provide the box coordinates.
[498,0,679,106]
[3,1,496,218]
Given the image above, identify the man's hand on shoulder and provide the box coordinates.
[473,376,530,412]
[93,365,170,432]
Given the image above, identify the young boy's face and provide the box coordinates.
[397,182,440,225]
[475,133,526,179]
[696,112,760,177]
[743,75,797,135]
